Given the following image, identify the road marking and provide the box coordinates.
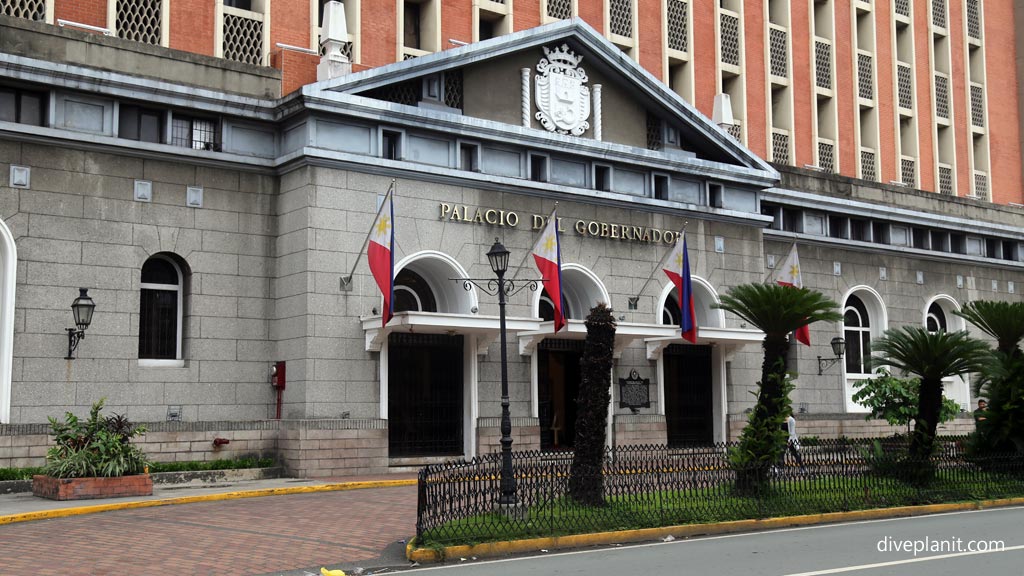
[782,544,1024,575]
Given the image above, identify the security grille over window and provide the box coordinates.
[769,26,787,78]
[546,0,571,19]
[935,73,950,119]
[815,40,832,89]
[897,63,913,109]
[938,164,953,195]
[609,0,633,37]
[860,149,877,181]
[970,83,984,127]
[719,12,740,67]
[895,0,910,17]
[973,171,988,199]
[901,157,916,186]
[0,0,45,21]
[667,0,689,52]
[363,79,420,106]
[222,11,264,65]
[857,52,873,100]
[725,121,742,141]
[931,0,946,28]
[444,69,463,110]
[171,116,218,150]
[116,0,161,45]
[966,0,981,39]
[818,140,836,173]
[646,113,663,151]
[771,130,790,164]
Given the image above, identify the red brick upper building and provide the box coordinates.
[8,0,1022,204]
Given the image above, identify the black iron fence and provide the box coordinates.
[416,438,1024,544]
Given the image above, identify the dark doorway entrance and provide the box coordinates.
[388,332,463,457]
[664,344,714,446]
[538,339,584,451]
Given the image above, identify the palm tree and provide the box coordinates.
[870,326,991,461]
[714,284,841,486]
[954,301,1024,357]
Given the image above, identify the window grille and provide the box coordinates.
[171,116,219,150]
[966,0,981,39]
[725,121,742,141]
[818,140,836,173]
[319,38,354,61]
[222,10,264,65]
[363,80,420,106]
[771,130,790,164]
[814,40,832,89]
[646,113,663,151]
[860,149,877,181]
[897,63,913,109]
[609,0,632,37]
[970,83,984,127]
[116,0,161,45]
[0,0,45,21]
[973,171,988,199]
[931,0,946,28]
[895,0,910,17]
[901,156,916,186]
[444,69,463,110]
[938,164,953,195]
[719,12,740,67]
[546,0,571,19]
[857,52,873,100]
[667,0,688,53]
[769,25,787,78]
[935,73,950,119]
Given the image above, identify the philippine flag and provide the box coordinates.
[775,243,811,346]
[663,233,698,343]
[532,209,565,333]
[368,190,395,328]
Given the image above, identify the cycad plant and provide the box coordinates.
[714,284,841,487]
[870,326,991,463]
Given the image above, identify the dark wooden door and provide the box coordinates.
[388,333,463,457]
[538,339,584,451]
[664,344,714,446]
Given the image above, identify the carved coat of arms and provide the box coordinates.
[535,44,591,136]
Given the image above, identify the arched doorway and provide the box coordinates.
[0,218,14,423]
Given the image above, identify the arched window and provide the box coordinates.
[394,268,437,313]
[662,293,682,326]
[539,291,571,322]
[843,295,872,375]
[926,302,947,332]
[139,254,184,361]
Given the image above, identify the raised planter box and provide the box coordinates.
[32,474,153,501]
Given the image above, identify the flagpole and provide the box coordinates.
[631,223,687,305]
[341,180,395,290]
[511,202,557,280]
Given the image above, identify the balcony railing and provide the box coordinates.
[897,62,913,110]
[769,24,788,79]
[932,0,946,29]
[719,10,741,67]
[667,0,689,54]
[860,148,877,181]
[0,0,46,21]
[817,138,836,173]
[857,50,873,101]
[900,155,916,187]
[546,0,571,19]
[724,119,743,141]
[973,170,989,200]
[970,82,985,128]
[222,6,264,65]
[609,0,633,38]
[938,163,954,195]
[814,38,832,90]
[771,128,790,164]
[966,0,981,40]
[894,0,911,18]
[934,72,950,120]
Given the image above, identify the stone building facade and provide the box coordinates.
[0,17,1021,476]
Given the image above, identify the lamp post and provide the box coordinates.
[456,238,541,508]
[817,336,846,375]
[66,288,96,359]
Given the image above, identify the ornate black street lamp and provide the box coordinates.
[66,288,96,359]
[457,238,541,507]
[817,336,846,375]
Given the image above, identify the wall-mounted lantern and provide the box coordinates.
[817,336,845,375]
[65,288,95,360]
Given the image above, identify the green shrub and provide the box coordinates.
[43,399,149,478]
[148,457,276,473]
[0,467,43,481]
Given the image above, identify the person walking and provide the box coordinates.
[783,409,805,474]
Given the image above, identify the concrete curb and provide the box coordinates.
[0,478,417,525]
[406,497,1024,563]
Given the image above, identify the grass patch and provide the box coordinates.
[0,467,43,481]
[148,457,276,473]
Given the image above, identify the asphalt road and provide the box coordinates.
[405,506,1024,576]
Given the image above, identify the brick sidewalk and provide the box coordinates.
[0,485,418,575]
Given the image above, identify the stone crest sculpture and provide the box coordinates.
[535,44,591,136]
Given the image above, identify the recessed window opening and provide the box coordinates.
[139,254,184,361]
[403,1,422,49]
[394,268,437,313]
[382,130,402,160]
[926,302,947,332]
[529,153,549,182]
[459,142,480,171]
[594,164,612,191]
[708,183,725,208]
[828,215,849,239]
[539,292,570,322]
[171,115,218,150]
[843,295,871,375]
[119,105,163,143]
[950,234,965,254]
[912,228,928,249]
[781,207,801,232]
[653,174,670,200]
[850,218,870,242]
[985,238,1000,259]
[225,0,253,9]
[0,86,45,126]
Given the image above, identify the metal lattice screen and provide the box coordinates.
[769,26,787,77]
[973,172,988,199]
[363,80,420,106]
[901,157,916,186]
[223,12,263,65]
[897,63,913,109]
[771,131,790,164]
[667,0,689,53]
[970,84,985,127]
[966,0,981,39]
[726,122,742,141]
[116,0,161,45]
[857,52,873,100]
[932,0,946,28]
[818,140,836,173]
[318,37,354,61]
[719,12,740,66]
[895,0,910,17]
[1,0,45,20]
[815,40,832,89]
[935,73,950,119]
[444,69,463,110]
[860,149,877,181]
[938,165,954,195]
[546,0,571,19]
[609,0,633,37]
[646,113,664,151]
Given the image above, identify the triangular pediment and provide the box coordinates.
[312,19,776,178]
